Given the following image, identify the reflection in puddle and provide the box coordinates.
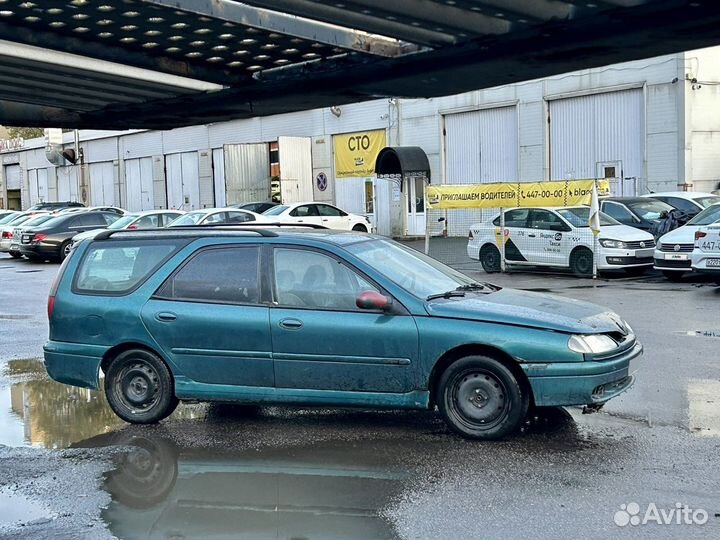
[100,436,403,540]
[0,487,51,531]
[688,379,720,437]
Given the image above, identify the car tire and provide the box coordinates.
[59,241,72,261]
[569,247,593,276]
[623,266,647,277]
[105,348,178,424]
[352,224,369,232]
[9,251,22,259]
[662,270,685,282]
[437,355,528,440]
[479,244,501,273]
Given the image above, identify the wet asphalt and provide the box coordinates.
[0,252,718,540]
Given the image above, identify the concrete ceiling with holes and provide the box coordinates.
[0,0,719,129]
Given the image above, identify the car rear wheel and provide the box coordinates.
[59,241,72,261]
[352,224,368,232]
[480,244,501,273]
[437,355,528,440]
[569,247,593,276]
[105,349,178,424]
[662,270,685,282]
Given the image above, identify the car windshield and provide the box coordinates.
[345,238,488,299]
[687,204,720,226]
[263,205,288,216]
[556,208,620,227]
[0,213,19,225]
[625,199,674,220]
[695,196,720,209]
[108,215,139,229]
[168,212,205,226]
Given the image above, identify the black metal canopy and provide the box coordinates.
[1,0,720,129]
[376,146,431,182]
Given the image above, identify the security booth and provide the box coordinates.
[374,146,431,238]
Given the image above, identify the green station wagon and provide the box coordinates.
[44,228,641,439]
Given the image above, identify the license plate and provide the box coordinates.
[707,258,720,268]
[636,248,654,257]
[665,253,689,261]
[21,235,30,244]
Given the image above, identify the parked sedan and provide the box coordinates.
[8,213,58,258]
[72,210,185,246]
[19,211,120,261]
[468,206,656,276]
[264,202,371,232]
[692,224,720,285]
[599,197,675,233]
[654,203,720,280]
[641,191,720,219]
[167,208,267,227]
[0,212,47,256]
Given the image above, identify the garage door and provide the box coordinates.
[125,157,154,211]
[57,167,79,202]
[550,89,644,194]
[89,162,115,206]
[28,169,48,205]
[4,165,20,190]
[166,152,200,211]
[444,106,519,235]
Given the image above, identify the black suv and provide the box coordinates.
[27,201,85,212]
[19,211,119,261]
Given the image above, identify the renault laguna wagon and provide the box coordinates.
[44,228,641,439]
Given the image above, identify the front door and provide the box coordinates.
[142,245,273,387]
[405,176,426,236]
[269,246,419,393]
[525,209,571,265]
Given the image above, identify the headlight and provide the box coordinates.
[567,334,618,354]
[599,239,626,249]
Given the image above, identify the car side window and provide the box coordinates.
[290,205,319,217]
[134,215,160,229]
[162,213,182,226]
[317,204,342,217]
[157,246,260,304]
[227,211,255,223]
[666,197,698,213]
[503,209,530,228]
[528,210,568,230]
[273,248,380,311]
[203,212,226,224]
[602,202,634,222]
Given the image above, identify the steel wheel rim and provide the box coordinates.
[450,369,509,430]
[483,250,498,270]
[114,361,161,413]
[63,243,71,258]
[575,252,592,274]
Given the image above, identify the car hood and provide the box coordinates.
[657,225,701,244]
[425,288,625,334]
[600,224,654,240]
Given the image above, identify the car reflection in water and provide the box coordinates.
[87,433,407,540]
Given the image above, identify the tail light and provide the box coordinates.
[695,231,707,240]
[47,296,56,319]
[2,231,12,239]
[32,234,47,243]
[127,224,139,230]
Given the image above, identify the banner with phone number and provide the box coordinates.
[426,179,610,209]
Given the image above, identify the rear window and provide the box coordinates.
[74,240,183,294]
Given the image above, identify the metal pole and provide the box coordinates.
[424,181,430,255]
[592,234,598,280]
[500,208,506,272]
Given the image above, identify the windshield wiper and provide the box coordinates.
[426,290,466,301]
[455,283,486,291]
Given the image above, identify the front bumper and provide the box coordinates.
[598,247,654,269]
[523,341,642,407]
[691,252,720,273]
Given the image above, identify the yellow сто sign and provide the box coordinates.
[426,179,610,209]
[334,130,387,178]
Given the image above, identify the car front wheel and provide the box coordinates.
[569,247,593,276]
[105,349,178,424]
[479,244,501,273]
[437,355,528,440]
[352,224,368,232]
[662,270,685,282]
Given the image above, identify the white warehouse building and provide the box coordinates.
[2,47,720,237]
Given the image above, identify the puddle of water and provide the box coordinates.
[0,488,52,531]
[688,379,720,437]
[99,436,403,540]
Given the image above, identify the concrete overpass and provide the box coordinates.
[1,0,720,129]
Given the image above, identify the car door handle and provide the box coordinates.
[156,312,177,322]
[528,233,536,238]
[321,218,329,222]
[279,318,303,330]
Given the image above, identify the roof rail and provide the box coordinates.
[196,222,329,230]
[93,227,279,241]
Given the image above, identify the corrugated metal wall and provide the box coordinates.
[212,148,226,207]
[163,126,209,155]
[85,138,117,163]
[152,156,166,209]
[549,89,644,184]
[223,143,269,204]
[443,106,519,236]
[120,132,162,159]
[278,137,313,204]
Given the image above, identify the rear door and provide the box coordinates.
[316,204,351,230]
[142,245,273,387]
[501,208,531,263]
[289,204,323,226]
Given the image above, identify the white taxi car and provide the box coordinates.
[263,202,371,232]
[692,224,720,284]
[467,206,656,276]
[654,203,720,281]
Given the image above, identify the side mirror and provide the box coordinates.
[356,291,392,311]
